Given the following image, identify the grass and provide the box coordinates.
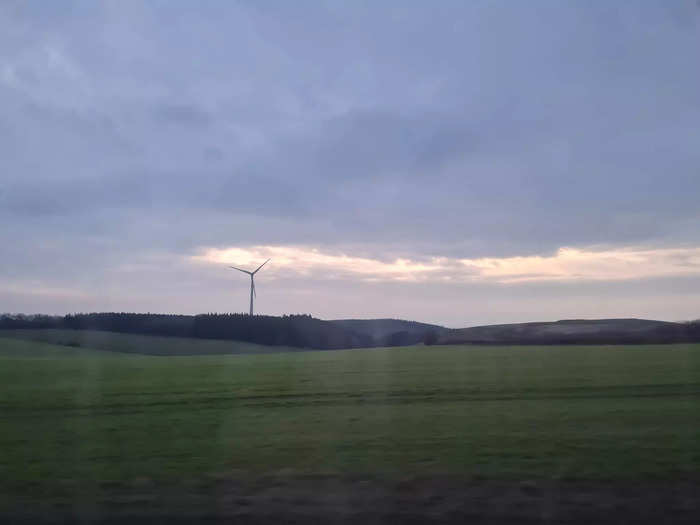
[0,328,298,355]
[1,332,700,507]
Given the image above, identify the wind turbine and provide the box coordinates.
[229,259,270,316]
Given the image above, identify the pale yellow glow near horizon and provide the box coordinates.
[464,247,700,283]
[192,246,444,281]
[192,245,700,284]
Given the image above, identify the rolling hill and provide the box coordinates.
[330,318,445,346]
[1,314,698,350]
[438,318,698,345]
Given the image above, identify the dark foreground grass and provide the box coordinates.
[1,335,700,518]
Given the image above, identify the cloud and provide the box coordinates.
[1,2,700,322]
[465,246,700,283]
[193,244,700,284]
[153,103,211,128]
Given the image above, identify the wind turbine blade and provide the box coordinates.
[252,279,256,298]
[252,258,270,274]
[229,266,252,275]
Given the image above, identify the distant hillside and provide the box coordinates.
[2,314,697,349]
[0,313,374,350]
[330,318,445,346]
[439,318,700,345]
[0,329,301,356]
[0,313,445,349]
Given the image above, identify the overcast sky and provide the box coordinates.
[1,1,699,327]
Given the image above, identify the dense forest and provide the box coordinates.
[2,313,699,348]
[0,313,441,349]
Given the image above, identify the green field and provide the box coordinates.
[0,328,299,355]
[2,332,700,509]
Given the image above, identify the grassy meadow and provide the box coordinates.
[2,332,700,508]
[0,328,299,355]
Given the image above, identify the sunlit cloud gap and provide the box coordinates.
[192,246,700,284]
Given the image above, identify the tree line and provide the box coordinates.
[0,313,391,349]
[3,313,696,348]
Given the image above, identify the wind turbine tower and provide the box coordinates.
[229,259,270,316]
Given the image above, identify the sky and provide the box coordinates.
[1,0,699,327]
